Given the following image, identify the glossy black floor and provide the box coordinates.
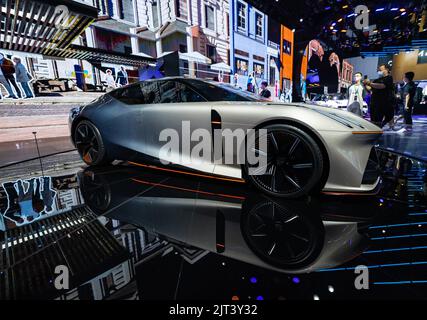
[0,149,426,300]
[377,116,427,162]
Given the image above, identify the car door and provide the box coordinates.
[141,80,215,174]
[100,83,146,155]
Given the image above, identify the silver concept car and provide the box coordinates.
[70,77,382,198]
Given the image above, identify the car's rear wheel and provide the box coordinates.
[245,124,324,198]
[74,120,110,166]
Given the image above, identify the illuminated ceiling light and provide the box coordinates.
[325,6,331,10]
[330,26,334,30]
[376,8,385,12]
[300,18,304,22]
[332,22,337,26]
[250,277,257,284]
[400,8,406,12]
[338,18,343,22]
[328,286,335,293]
[391,7,399,11]
[341,29,347,32]
[292,29,295,32]
[313,295,320,300]
[342,5,348,9]
[347,13,356,18]
[401,12,407,16]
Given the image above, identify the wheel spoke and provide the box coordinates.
[268,242,277,256]
[269,132,279,154]
[77,126,86,138]
[271,204,275,220]
[285,241,296,258]
[287,137,300,157]
[283,215,299,224]
[289,233,309,242]
[270,165,277,191]
[280,168,301,189]
[250,160,273,175]
[251,147,268,157]
[292,163,313,169]
[253,223,267,233]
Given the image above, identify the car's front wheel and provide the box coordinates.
[245,124,324,198]
[74,120,110,166]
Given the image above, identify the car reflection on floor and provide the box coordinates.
[0,151,426,300]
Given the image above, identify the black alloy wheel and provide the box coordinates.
[241,198,324,269]
[74,120,109,165]
[246,124,324,198]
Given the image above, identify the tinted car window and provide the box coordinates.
[156,81,207,103]
[158,81,179,103]
[109,83,145,105]
[176,82,206,102]
[141,81,160,104]
[184,79,265,102]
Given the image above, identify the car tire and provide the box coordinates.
[241,196,324,269]
[245,124,324,198]
[74,120,110,166]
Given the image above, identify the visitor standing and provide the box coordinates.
[347,72,366,117]
[364,64,394,128]
[13,56,34,99]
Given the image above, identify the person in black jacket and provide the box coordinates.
[259,81,272,100]
[115,66,128,87]
[401,71,416,128]
[0,52,21,98]
[364,64,394,128]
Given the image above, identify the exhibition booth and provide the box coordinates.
[0,0,427,305]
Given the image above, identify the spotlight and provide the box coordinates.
[328,286,335,293]
[313,295,320,300]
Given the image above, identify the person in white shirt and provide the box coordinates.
[105,69,116,92]
[347,72,366,117]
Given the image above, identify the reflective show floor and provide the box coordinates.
[377,116,427,162]
[0,147,426,300]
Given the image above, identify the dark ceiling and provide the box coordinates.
[246,0,426,58]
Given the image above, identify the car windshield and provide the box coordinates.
[184,79,268,102]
